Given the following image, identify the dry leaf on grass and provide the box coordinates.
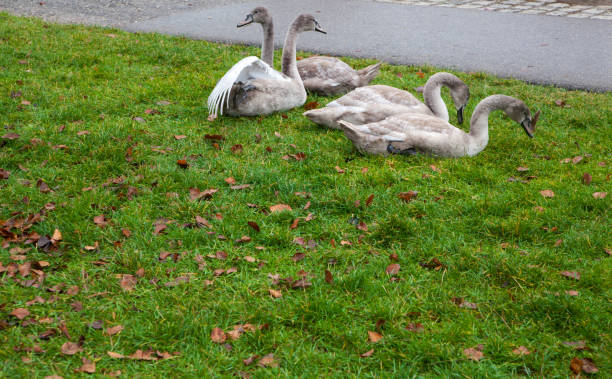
[385,263,400,275]
[75,357,96,373]
[592,192,607,199]
[513,346,531,355]
[368,331,383,343]
[360,349,374,357]
[570,357,598,374]
[560,271,580,280]
[105,325,124,336]
[10,308,30,320]
[211,327,226,343]
[257,353,278,368]
[324,269,333,284]
[540,189,555,198]
[60,341,83,355]
[269,289,282,298]
[270,204,292,213]
[463,345,484,361]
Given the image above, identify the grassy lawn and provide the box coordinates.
[1,12,611,377]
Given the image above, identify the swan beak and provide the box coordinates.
[521,109,540,138]
[314,21,327,34]
[456,106,465,125]
[237,14,253,27]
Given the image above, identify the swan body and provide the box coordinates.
[298,57,382,96]
[304,73,470,129]
[337,95,539,158]
[209,14,325,117]
[237,7,380,96]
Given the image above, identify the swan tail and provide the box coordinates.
[357,62,382,86]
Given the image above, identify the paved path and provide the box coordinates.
[378,0,612,19]
[127,0,612,91]
[2,0,611,91]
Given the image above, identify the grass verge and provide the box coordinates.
[0,12,611,377]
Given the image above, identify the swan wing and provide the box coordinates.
[207,56,287,116]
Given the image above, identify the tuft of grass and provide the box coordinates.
[1,12,611,377]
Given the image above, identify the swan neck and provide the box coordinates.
[423,83,448,122]
[261,20,274,66]
[281,23,301,81]
[467,96,512,155]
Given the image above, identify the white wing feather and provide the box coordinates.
[207,56,287,117]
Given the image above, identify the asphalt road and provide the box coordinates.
[2,0,611,91]
[125,0,612,92]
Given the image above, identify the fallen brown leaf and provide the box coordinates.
[513,346,530,355]
[10,308,30,320]
[119,274,137,291]
[398,191,418,203]
[60,341,83,355]
[571,357,598,374]
[243,355,259,366]
[231,144,243,154]
[211,327,226,343]
[2,133,20,140]
[75,357,96,373]
[463,345,484,361]
[582,173,592,185]
[258,353,278,368]
[540,189,555,198]
[0,168,10,179]
[385,263,400,275]
[303,101,319,110]
[105,325,124,336]
[592,192,607,199]
[291,278,312,289]
[247,221,260,232]
[560,271,580,280]
[563,341,587,350]
[452,297,478,310]
[368,331,383,343]
[405,323,424,333]
[189,188,218,201]
[93,215,108,227]
[290,218,299,229]
[269,289,282,298]
[324,269,333,284]
[360,349,374,357]
[270,204,292,213]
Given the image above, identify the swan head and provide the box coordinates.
[294,14,327,34]
[450,83,470,125]
[237,7,271,28]
[503,99,539,138]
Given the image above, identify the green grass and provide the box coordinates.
[0,12,610,378]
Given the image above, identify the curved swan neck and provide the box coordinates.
[424,73,464,122]
[423,82,448,122]
[469,94,514,138]
[281,22,302,81]
[261,19,274,66]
